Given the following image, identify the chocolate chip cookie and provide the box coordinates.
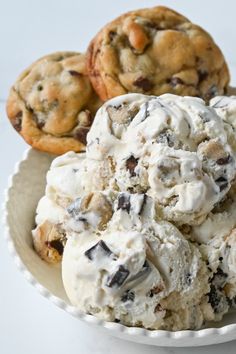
[87,6,230,101]
[6,52,102,155]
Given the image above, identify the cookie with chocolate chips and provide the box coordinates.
[87,6,229,101]
[6,52,102,154]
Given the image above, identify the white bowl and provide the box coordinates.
[3,148,236,347]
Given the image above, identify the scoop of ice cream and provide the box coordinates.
[62,192,209,330]
[86,94,236,225]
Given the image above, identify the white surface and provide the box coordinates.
[1,0,236,353]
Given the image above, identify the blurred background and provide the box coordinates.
[1,1,236,353]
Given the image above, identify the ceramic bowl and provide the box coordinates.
[3,148,236,347]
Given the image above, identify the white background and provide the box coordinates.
[1,1,236,353]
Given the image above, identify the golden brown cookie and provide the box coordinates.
[6,52,102,155]
[87,6,230,101]
[32,220,67,264]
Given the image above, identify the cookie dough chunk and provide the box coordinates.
[32,220,67,264]
[87,6,229,102]
[6,52,102,155]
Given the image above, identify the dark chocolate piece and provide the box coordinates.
[117,194,131,213]
[126,155,138,177]
[121,290,135,302]
[133,77,153,92]
[106,265,130,288]
[215,176,228,192]
[216,155,232,165]
[198,69,208,82]
[45,240,64,256]
[12,111,22,132]
[84,240,113,261]
[68,70,82,77]
[74,127,89,145]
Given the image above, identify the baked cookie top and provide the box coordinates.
[6,52,102,155]
[87,6,230,101]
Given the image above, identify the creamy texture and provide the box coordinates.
[62,195,209,330]
[33,93,236,330]
[87,94,236,225]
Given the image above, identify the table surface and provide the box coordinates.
[1,1,236,353]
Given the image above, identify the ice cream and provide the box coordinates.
[33,93,236,330]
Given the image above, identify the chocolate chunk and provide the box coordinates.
[126,155,138,177]
[106,265,130,287]
[12,111,22,132]
[37,84,43,91]
[68,70,82,77]
[84,240,113,261]
[133,77,153,92]
[185,272,192,286]
[138,194,147,215]
[216,155,232,165]
[215,176,228,192]
[148,285,164,298]
[198,69,208,82]
[114,319,120,323]
[121,290,135,302]
[109,31,117,41]
[45,240,64,256]
[167,77,184,87]
[74,127,89,145]
[208,284,222,313]
[117,194,131,213]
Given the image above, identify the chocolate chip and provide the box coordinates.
[12,111,22,132]
[84,240,113,261]
[219,257,223,262]
[167,77,184,87]
[215,176,228,192]
[148,285,164,298]
[37,84,43,91]
[109,31,117,41]
[45,240,64,256]
[117,194,131,213]
[133,77,153,92]
[185,272,192,286]
[126,155,138,177]
[208,284,222,313]
[121,290,135,302]
[198,69,208,82]
[106,265,130,288]
[138,194,147,215]
[216,155,232,165]
[74,127,89,145]
[114,319,120,323]
[68,70,82,77]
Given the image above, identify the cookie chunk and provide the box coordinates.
[87,6,229,101]
[6,52,102,155]
[32,220,67,264]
